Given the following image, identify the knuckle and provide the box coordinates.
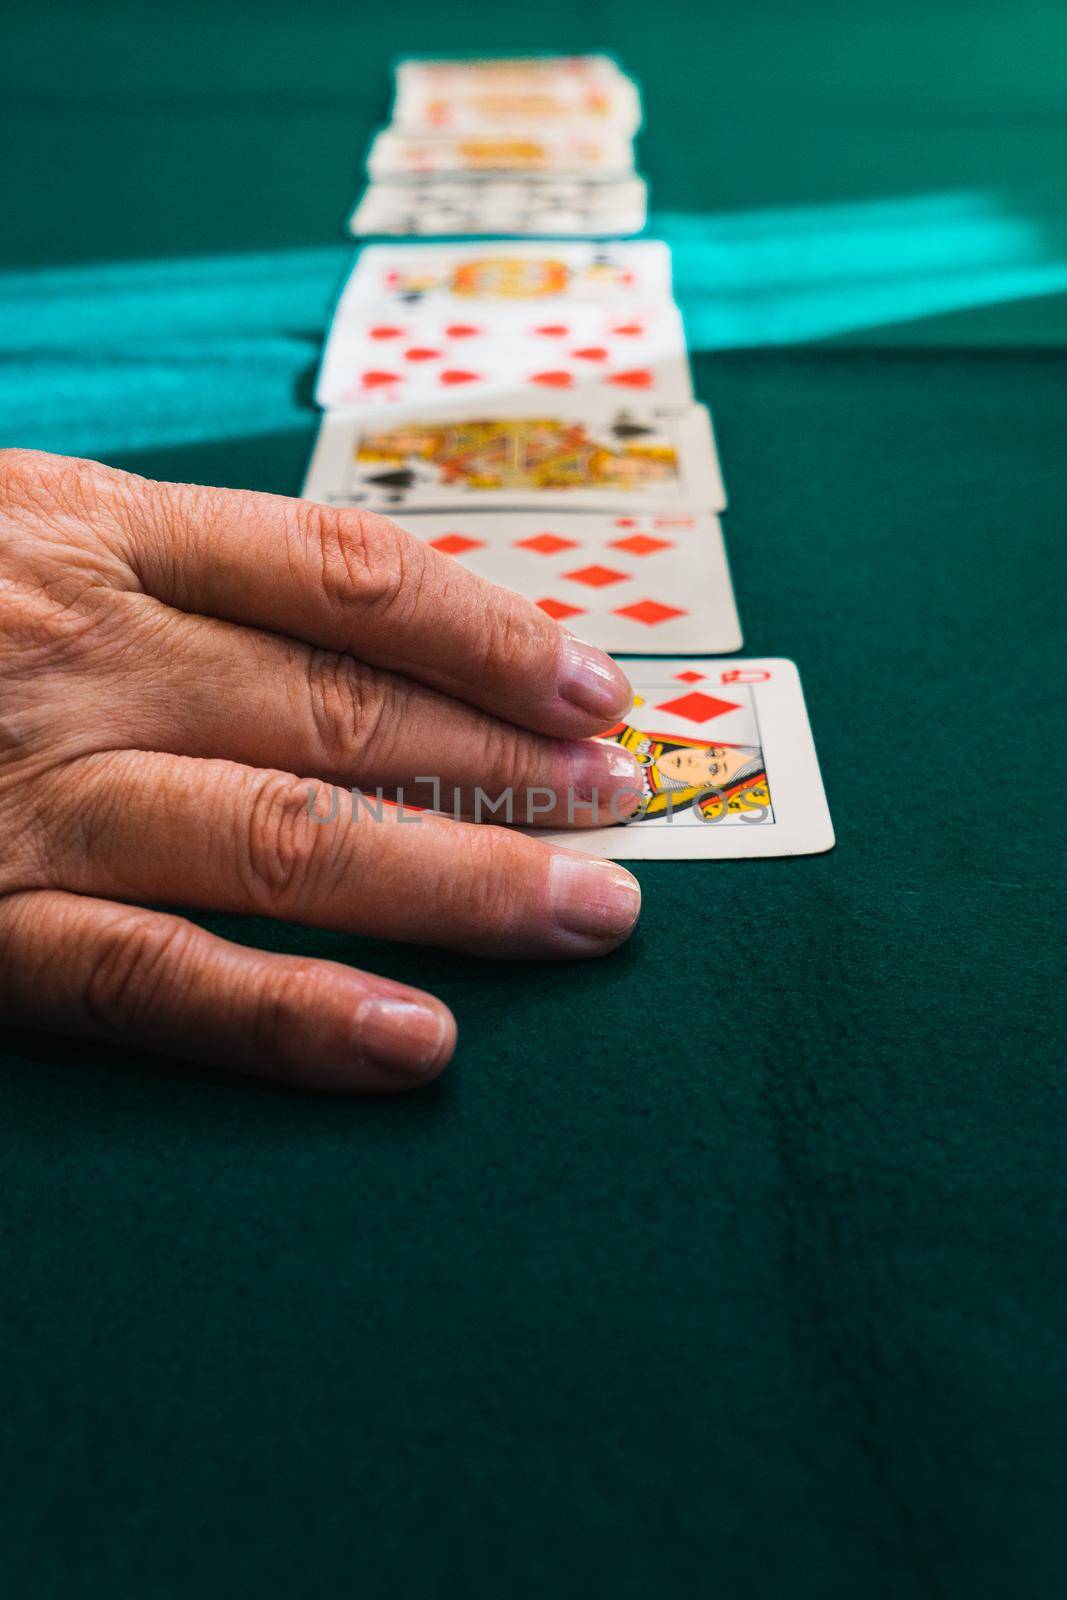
[83,911,195,1033]
[238,770,326,907]
[305,651,388,769]
[449,824,527,932]
[474,717,538,795]
[300,503,416,621]
[248,960,329,1073]
[471,589,538,680]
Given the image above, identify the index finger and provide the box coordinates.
[126,473,633,738]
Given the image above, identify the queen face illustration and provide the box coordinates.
[651,744,761,791]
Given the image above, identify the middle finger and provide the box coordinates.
[118,603,643,827]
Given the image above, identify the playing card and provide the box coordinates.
[365,128,635,180]
[396,511,741,654]
[529,659,834,860]
[336,240,674,313]
[302,400,726,513]
[348,177,648,239]
[315,301,691,410]
[391,78,641,137]
[393,56,630,93]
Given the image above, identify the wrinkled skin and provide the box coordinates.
[0,450,643,1091]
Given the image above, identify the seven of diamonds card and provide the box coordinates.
[397,511,741,654]
[302,401,726,513]
[529,659,834,861]
[337,240,674,313]
[315,301,691,409]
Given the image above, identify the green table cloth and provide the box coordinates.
[3,3,1066,1595]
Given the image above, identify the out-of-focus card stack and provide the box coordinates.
[305,233,736,653]
[350,54,646,238]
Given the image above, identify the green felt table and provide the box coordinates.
[3,3,1066,1596]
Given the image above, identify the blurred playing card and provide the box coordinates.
[336,240,674,312]
[391,75,641,138]
[315,300,691,409]
[302,399,725,513]
[348,176,648,238]
[397,510,741,654]
[394,55,630,93]
[365,128,635,179]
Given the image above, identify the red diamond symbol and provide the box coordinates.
[614,599,686,626]
[654,690,740,722]
[614,517,638,528]
[537,597,585,620]
[609,534,672,555]
[675,670,705,682]
[516,532,579,554]
[564,564,630,588]
[429,533,485,556]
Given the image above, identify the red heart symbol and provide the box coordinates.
[445,324,481,338]
[608,368,654,389]
[438,369,480,385]
[610,322,644,336]
[369,326,404,339]
[360,370,401,387]
[530,370,575,388]
[571,346,609,362]
[404,347,441,361]
[533,324,569,337]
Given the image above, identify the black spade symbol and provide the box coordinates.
[611,421,653,439]
[365,468,416,490]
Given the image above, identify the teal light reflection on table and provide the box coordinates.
[2,190,1065,462]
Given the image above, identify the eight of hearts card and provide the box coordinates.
[348,177,648,239]
[365,129,635,180]
[528,659,834,861]
[302,401,726,514]
[396,511,741,655]
[337,241,674,314]
[315,301,691,410]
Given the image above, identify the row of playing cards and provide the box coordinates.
[304,56,833,859]
[350,55,646,238]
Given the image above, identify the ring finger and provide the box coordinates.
[110,602,643,827]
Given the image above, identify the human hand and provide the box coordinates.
[0,451,642,1091]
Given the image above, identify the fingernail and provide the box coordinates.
[547,853,641,948]
[355,996,453,1081]
[564,741,644,816]
[557,635,633,721]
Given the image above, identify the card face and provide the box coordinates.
[394,56,628,92]
[338,241,674,313]
[315,301,691,410]
[396,511,741,654]
[302,401,726,514]
[366,129,635,179]
[391,80,641,137]
[348,177,648,239]
[529,659,834,860]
